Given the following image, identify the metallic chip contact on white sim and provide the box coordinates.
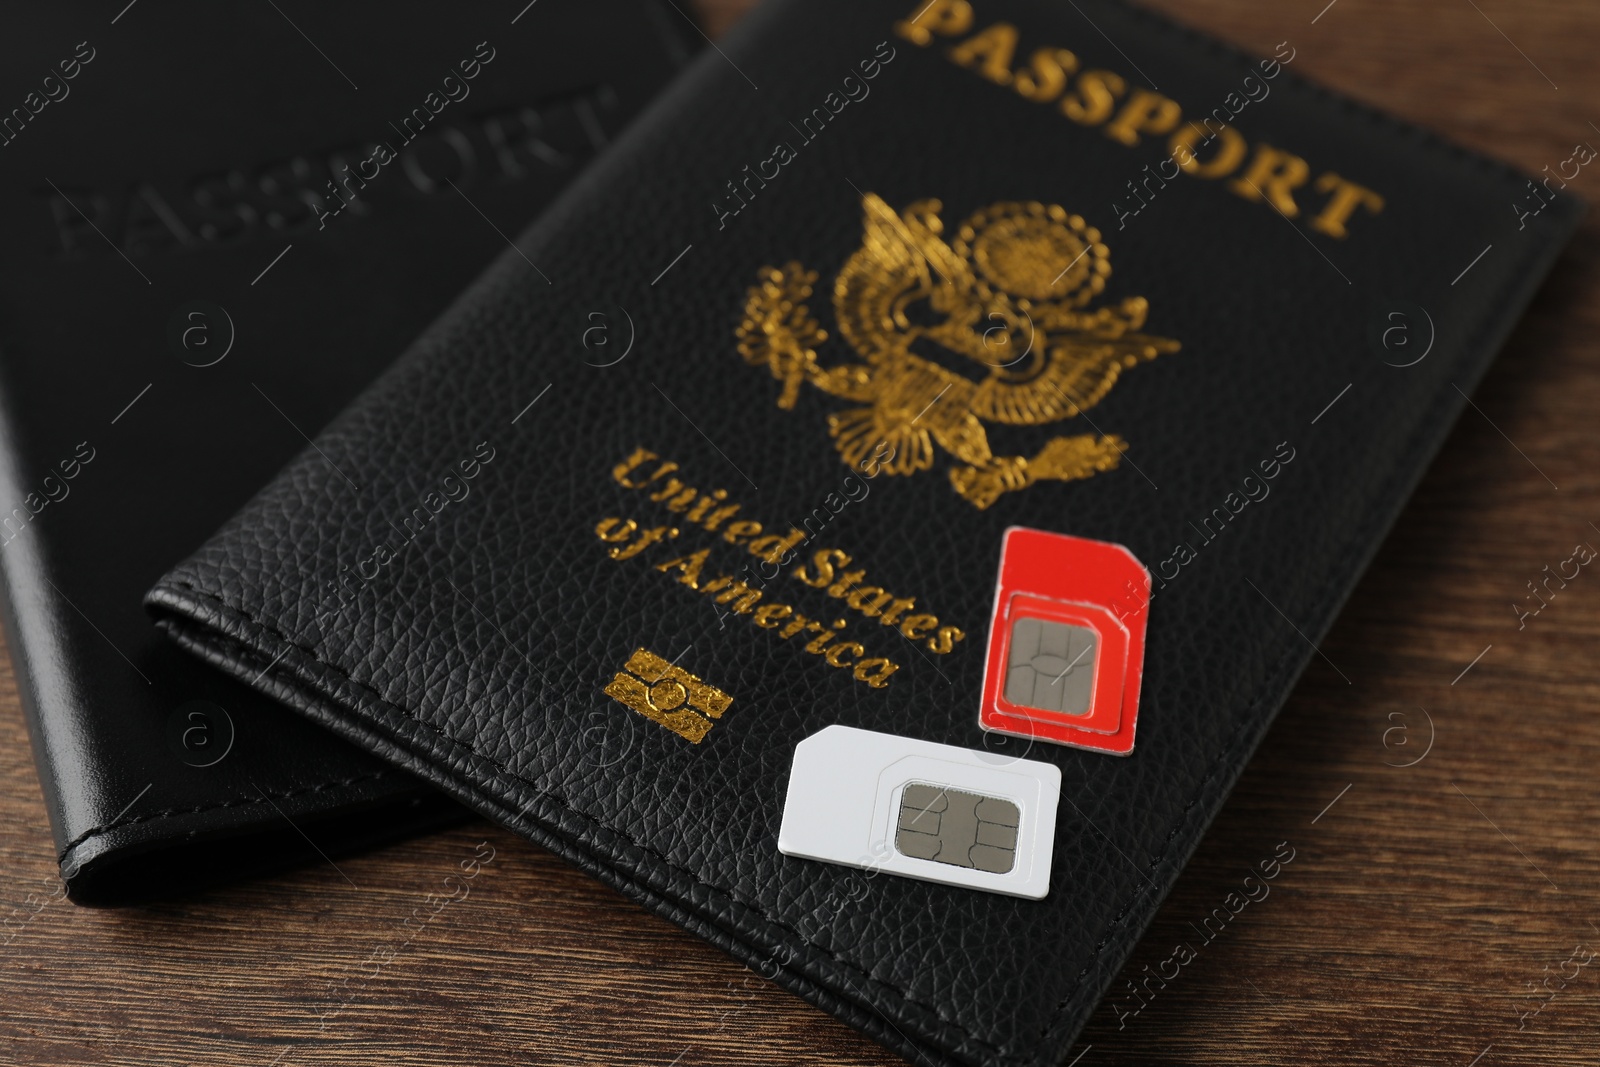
[1004,617,1097,715]
[895,783,1020,874]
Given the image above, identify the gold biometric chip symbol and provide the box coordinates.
[895,783,1020,875]
[736,193,1180,508]
[603,648,732,744]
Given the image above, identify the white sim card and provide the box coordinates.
[777,725,1061,900]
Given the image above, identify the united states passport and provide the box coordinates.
[147,0,1580,1062]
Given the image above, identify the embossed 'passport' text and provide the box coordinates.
[894,0,1384,239]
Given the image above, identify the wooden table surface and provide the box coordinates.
[5,1,1600,1064]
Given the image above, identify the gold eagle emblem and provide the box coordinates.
[735,194,1179,508]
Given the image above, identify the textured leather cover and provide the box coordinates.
[0,0,692,902]
[147,0,1580,1061]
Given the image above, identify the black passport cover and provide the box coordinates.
[147,0,1580,1061]
[0,0,692,901]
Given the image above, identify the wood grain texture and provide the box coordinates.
[5,1,1600,1063]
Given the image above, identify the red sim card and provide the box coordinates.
[978,527,1150,756]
